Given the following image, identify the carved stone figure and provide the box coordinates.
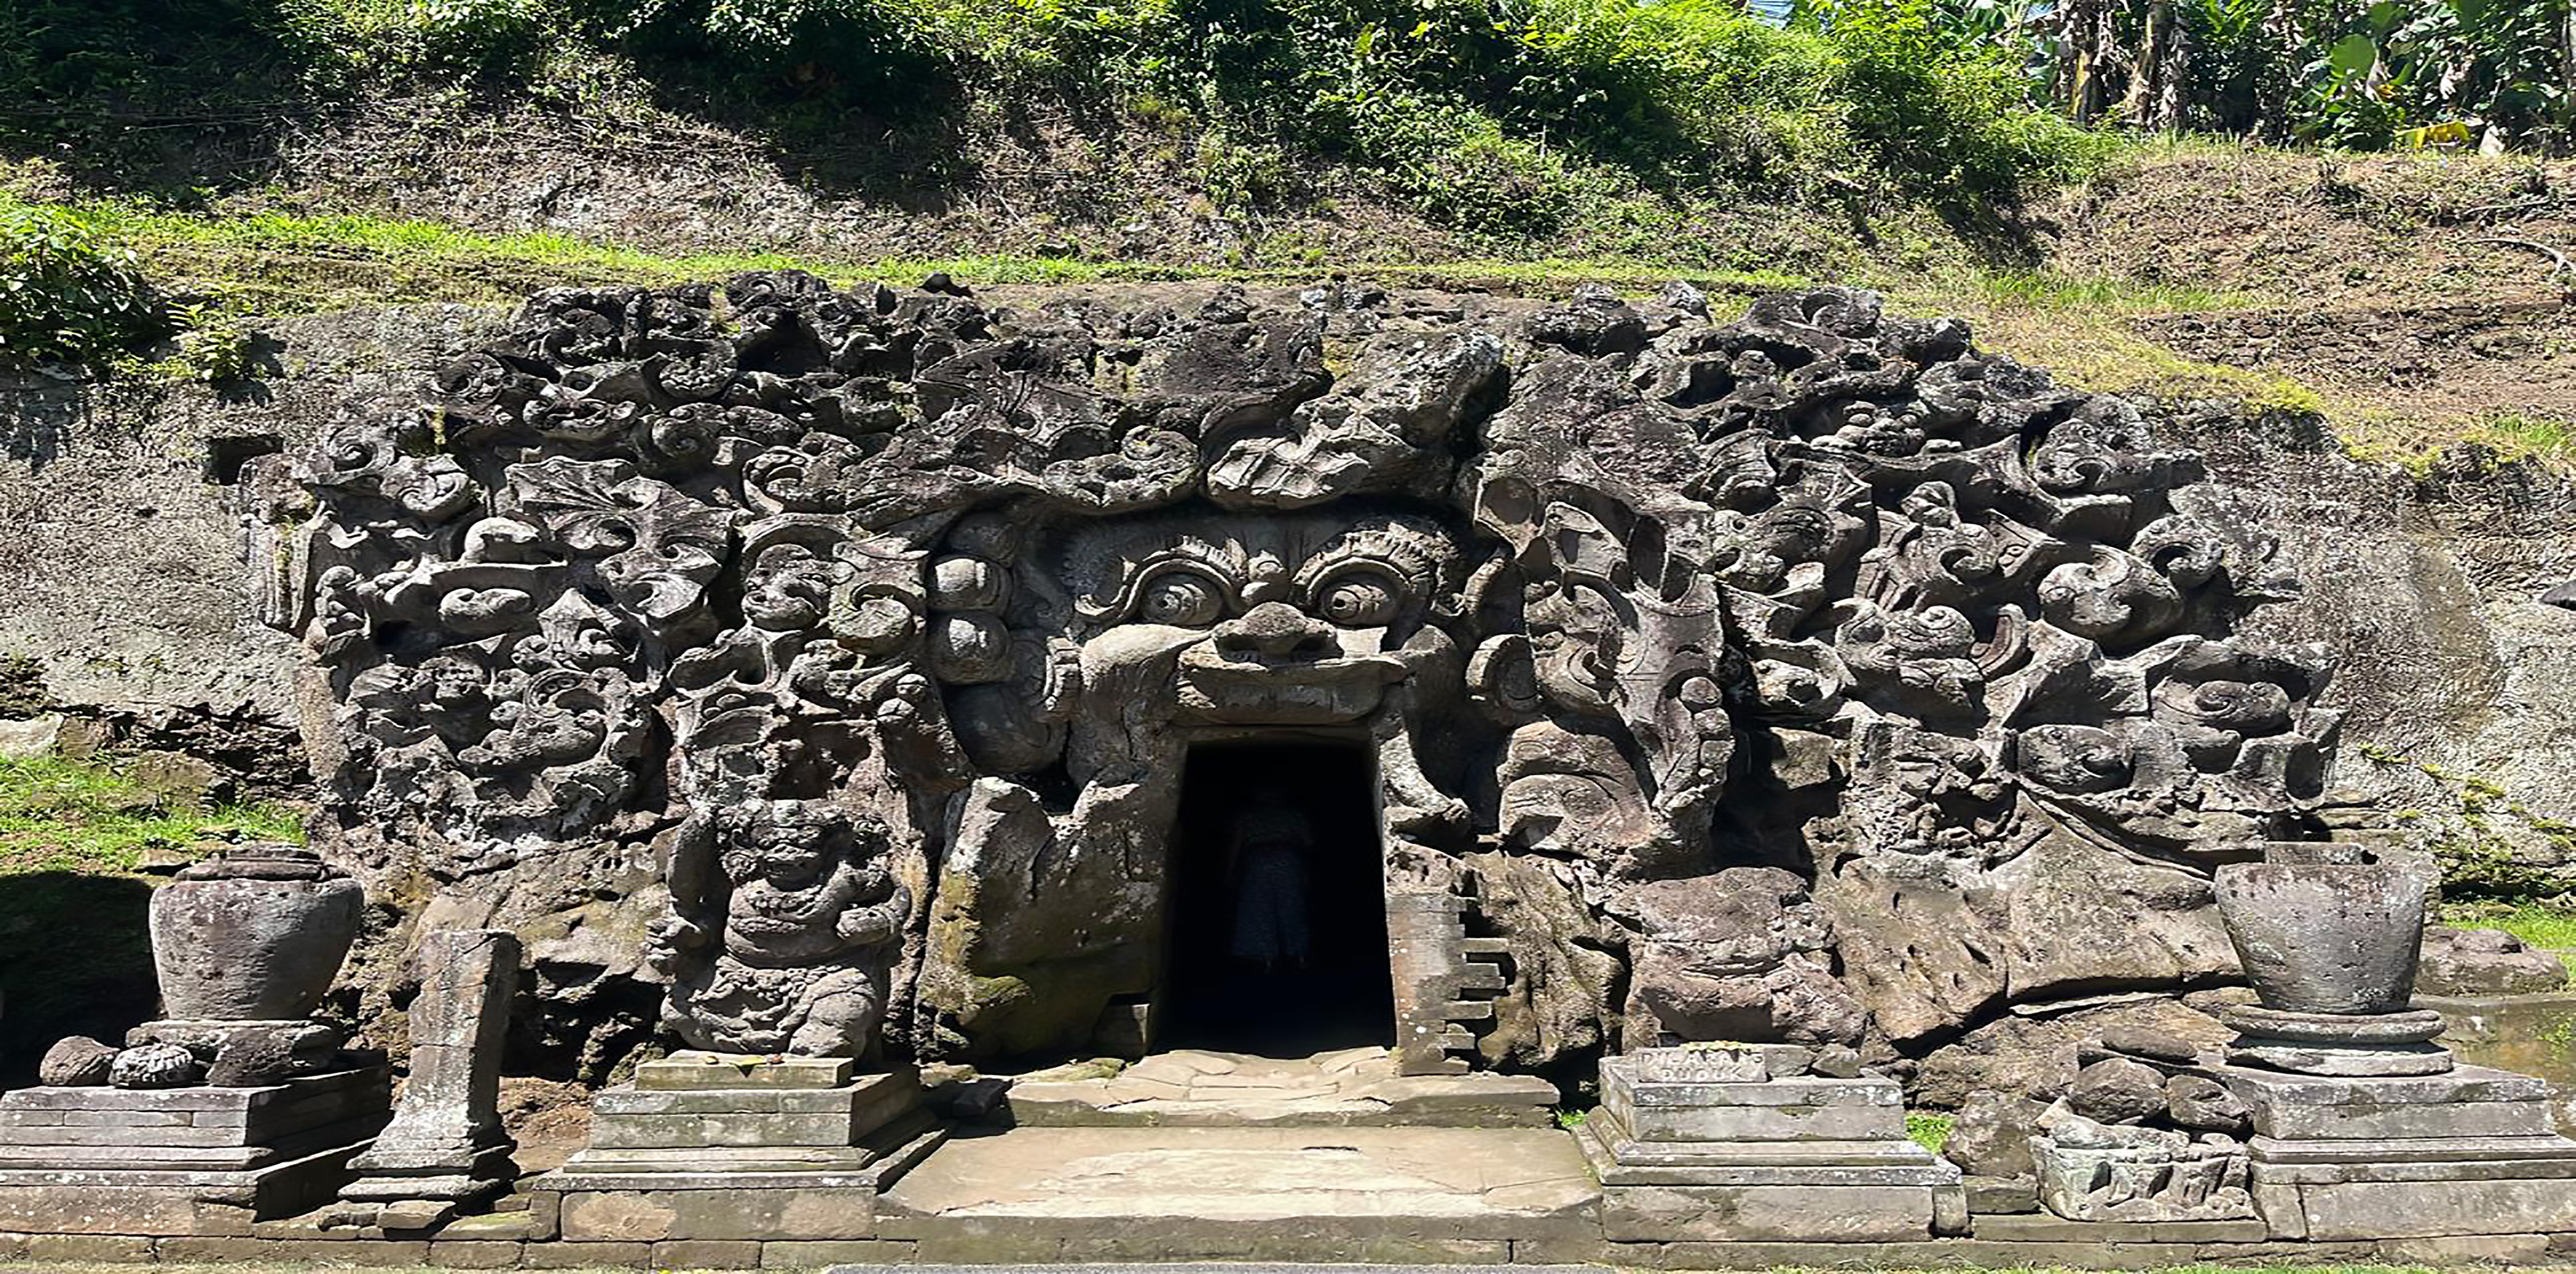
[651,799,911,1058]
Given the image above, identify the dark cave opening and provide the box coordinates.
[1154,738,1395,1056]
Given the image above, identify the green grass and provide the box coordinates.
[6,192,1848,312]
[2441,900,2576,951]
[0,753,302,875]
[1954,268,2272,314]
[1905,1111,1952,1153]
[14,189,2556,486]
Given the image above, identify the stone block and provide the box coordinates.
[2291,1177,2576,1240]
[911,1226,1073,1263]
[759,1236,920,1266]
[524,1238,653,1267]
[1609,1102,1903,1143]
[602,1085,911,1118]
[637,1053,854,1091]
[1965,1174,2038,1214]
[2215,1062,2546,1115]
[1617,1076,1903,1108]
[46,1110,191,1128]
[652,1238,763,1267]
[1599,1183,1936,1242]
[157,1235,284,1260]
[561,1186,877,1241]
[427,1238,524,1268]
[2243,1098,2554,1141]
[269,1238,432,1265]
[438,1210,534,1240]
[1599,1059,1906,1143]
[0,1137,359,1234]
[27,1232,154,1261]
[589,1110,864,1149]
[561,1190,675,1241]
[523,1189,561,1240]
[2374,1232,2553,1263]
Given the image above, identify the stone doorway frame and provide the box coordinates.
[1140,727,1394,1055]
[1128,723,1507,1075]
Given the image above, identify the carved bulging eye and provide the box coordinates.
[1314,571,1402,627]
[1135,570,1226,627]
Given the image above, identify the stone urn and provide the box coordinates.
[150,843,363,1023]
[2212,843,2436,1015]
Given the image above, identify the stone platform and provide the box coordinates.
[528,1052,946,1250]
[0,1067,390,1236]
[1005,1048,1561,1127]
[1581,1052,1964,1244]
[876,1125,1600,1261]
[9,1120,2576,1267]
[2221,1061,2576,1241]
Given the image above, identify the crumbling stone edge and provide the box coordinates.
[2,1227,2569,1269]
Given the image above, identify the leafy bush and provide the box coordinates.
[1819,0,2114,196]
[0,202,168,367]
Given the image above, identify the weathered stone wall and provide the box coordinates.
[2176,409,2576,884]
[0,306,517,794]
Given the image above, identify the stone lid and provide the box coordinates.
[175,842,346,882]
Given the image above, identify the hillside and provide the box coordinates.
[2,0,2569,466]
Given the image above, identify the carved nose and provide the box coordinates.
[1217,602,1334,660]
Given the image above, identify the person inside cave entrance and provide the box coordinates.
[1156,740,1395,1055]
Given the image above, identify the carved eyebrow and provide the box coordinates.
[1074,550,1246,624]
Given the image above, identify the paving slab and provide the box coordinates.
[882,1125,1599,1229]
[1004,1049,1558,1127]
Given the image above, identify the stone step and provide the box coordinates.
[878,1124,1599,1238]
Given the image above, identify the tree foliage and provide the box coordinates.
[1793,0,2574,153]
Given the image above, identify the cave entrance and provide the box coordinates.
[1154,738,1395,1055]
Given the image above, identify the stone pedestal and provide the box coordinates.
[2218,1061,2576,1240]
[335,929,521,1227]
[1578,1048,1964,1242]
[0,1067,390,1235]
[529,1051,943,1246]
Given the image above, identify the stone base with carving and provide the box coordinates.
[2218,1061,2576,1241]
[528,1052,943,1247]
[0,1067,389,1236]
[2222,1005,2455,1078]
[1579,1048,1965,1243]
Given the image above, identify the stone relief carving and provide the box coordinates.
[280,274,2337,1072]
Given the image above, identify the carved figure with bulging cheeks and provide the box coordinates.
[1054,508,1461,732]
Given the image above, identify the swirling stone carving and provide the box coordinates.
[280,275,2338,1069]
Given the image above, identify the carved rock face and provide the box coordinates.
[278,275,2342,1072]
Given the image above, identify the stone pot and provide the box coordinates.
[150,843,363,1022]
[2213,845,2435,1015]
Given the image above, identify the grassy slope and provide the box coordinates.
[11,141,2570,472]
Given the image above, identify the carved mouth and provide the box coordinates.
[1174,651,1407,723]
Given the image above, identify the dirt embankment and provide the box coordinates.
[2036,148,2575,450]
